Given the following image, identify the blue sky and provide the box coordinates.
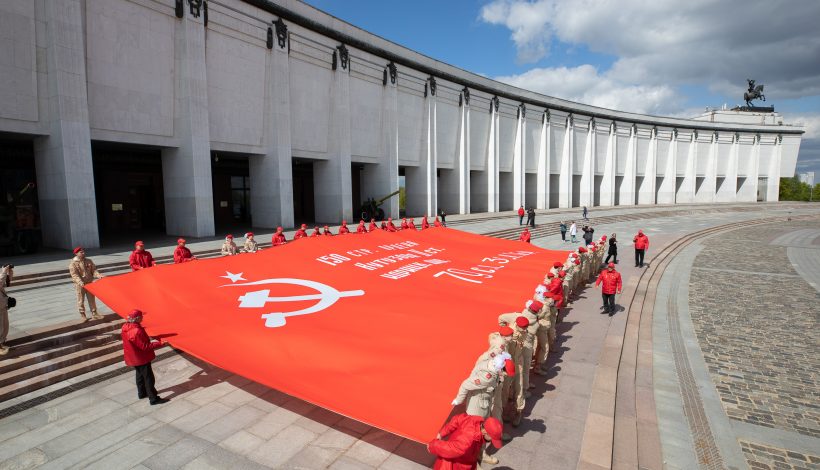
[305,0,820,176]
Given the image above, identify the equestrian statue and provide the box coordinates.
[744,79,766,107]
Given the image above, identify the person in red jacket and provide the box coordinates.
[272,227,287,246]
[517,205,525,225]
[422,216,430,229]
[338,220,350,234]
[386,218,398,232]
[323,225,333,236]
[633,229,649,267]
[401,218,409,230]
[129,241,156,271]
[294,224,308,240]
[427,414,504,470]
[595,262,623,314]
[408,218,418,230]
[173,239,195,263]
[519,228,531,243]
[311,226,321,237]
[357,220,367,233]
[121,310,168,405]
[368,218,377,232]
[548,275,564,309]
[434,216,443,227]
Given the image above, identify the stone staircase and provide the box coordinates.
[0,314,126,404]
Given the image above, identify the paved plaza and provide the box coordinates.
[1,203,819,469]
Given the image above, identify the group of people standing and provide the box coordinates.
[428,232,628,468]
[517,205,537,228]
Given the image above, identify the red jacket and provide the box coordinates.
[596,269,623,294]
[121,322,162,366]
[634,233,649,250]
[387,222,398,232]
[129,250,155,271]
[517,207,525,217]
[294,229,307,240]
[272,233,287,246]
[357,223,367,233]
[548,278,565,308]
[368,222,377,232]
[519,230,531,243]
[422,218,430,229]
[428,414,484,470]
[173,246,194,264]
[339,225,350,234]
[434,219,443,227]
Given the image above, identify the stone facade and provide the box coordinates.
[0,0,805,248]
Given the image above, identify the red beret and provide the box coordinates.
[515,316,530,328]
[608,262,615,268]
[547,272,555,278]
[301,224,307,229]
[246,232,254,237]
[504,359,516,377]
[499,326,514,337]
[578,247,587,253]
[574,259,581,265]
[177,238,186,244]
[558,271,566,278]
[528,300,543,313]
[553,261,562,269]
[73,246,83,254]
[127,309,143,320]
[135,240,144,247]
[226,234,233,239]
[483,417,505,449]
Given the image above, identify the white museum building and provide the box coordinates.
[0,0,804,250]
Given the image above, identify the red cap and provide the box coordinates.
[528,300,543,313]
[578,247,587,253]
[177,238,186,244]
[246,232,254,237]
[73,246,83,254]
[638,229,643,234]
[483,417,504,449]
[608,262,615,268]
[602,235,607,240]
[126,309,143,321]
[301,224,307,230]
[504,359,515,377]
[558,271,566,278]
[546,272,555,278]
[135,240,144,247]
[574,259,581,265]
[276,226,283,231]
[515,316,529,328]
[571,252,578,258]
[226,234,233,239]
[553,261,562,269]
[499,326,514,337]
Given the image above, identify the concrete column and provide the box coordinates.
[656,130,677,204]
[558,115,573,208]
[619,124,637,206]
[512,105,525,208]
[579,119,595,207]
[424,79,438,216]
[766,136,782,202]
[33,0,100,249]
[716,133,739,202]
[314,47,353,223]
[251,25,294,229]
[738,135,760,202]
[695,132,718,203]
[638,127,658,205]
[362,64,399,219]
[162,10,215,237]
[487,99,499,212]
[457,90,470,213]
[536,112,549,209]
[678,132,697,203]
[599,123,616,207]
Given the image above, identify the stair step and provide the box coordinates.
[0,349,127,403]
[5,314,122,348]
[0,334,120,378]
[4,321,123,358]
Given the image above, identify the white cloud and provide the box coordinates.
[495,65,682,115]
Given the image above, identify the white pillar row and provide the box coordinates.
[579,119,595,207]
[638,127,657,205]
[425,77,438,217]
[315,44,353,223]
[766,135,782,202]
[656,130,677,204]
[696,131,718,203]
[487,97,500,212]
[599,122,616,207]
[512,105,526,208]
[619,124,637,206]
[457,89,470,214]
[251,22,294,229]
[33,0,100,249]
[162,8,215,237]
[678,132,697,203]
[738,134,760,202]
[536,112,549,209]
[558,114,573,208]
[716,132,739,203]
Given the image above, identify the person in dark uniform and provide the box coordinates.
[605,233,618,264]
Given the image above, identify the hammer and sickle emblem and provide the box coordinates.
[222,278,364,327]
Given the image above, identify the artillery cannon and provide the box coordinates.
[359,189,400,221]
[0,182,40,254]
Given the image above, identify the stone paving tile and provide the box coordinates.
[739,439,820,470]
[689,221,820,440]
[141,435,213,470]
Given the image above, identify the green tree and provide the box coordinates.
[779,176,815,201]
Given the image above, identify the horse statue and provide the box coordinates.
[744,79,766,107]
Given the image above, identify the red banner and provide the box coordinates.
[87,228,568,442]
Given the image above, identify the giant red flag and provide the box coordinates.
[88,228,568,442]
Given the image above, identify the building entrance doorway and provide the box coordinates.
[292,159,315,226]
[212,152,251,232]
[0,139,40,254]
